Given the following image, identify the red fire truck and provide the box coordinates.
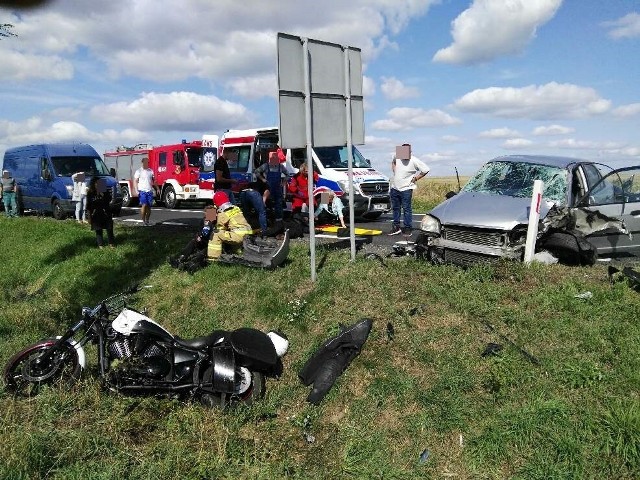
[104,140,214,208]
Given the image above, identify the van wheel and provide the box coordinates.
[121,186,132,207]
[52,199,65,220]
[162,186,179,209]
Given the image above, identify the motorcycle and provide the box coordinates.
[3,286,289,407]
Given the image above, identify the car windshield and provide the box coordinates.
[462,161,568,204]
[52,156,111,177]
[314,146,371,169]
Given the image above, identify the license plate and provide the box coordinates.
[373,203,388,211]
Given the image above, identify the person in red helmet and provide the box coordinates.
[208,191,252,260]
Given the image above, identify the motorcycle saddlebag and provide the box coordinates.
[229,328,279,373]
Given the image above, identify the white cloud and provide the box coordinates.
[612,103,640,118]
[0,116,146,146]
[226,74,277,99]
[602,13,640,39]
[0,50,74,81]
[453,82,611,120]
[548,138,623,150]
[441,135,465,143]
[503,138,533,149]
[91,91,252,132]
[3,0,437,91]
[362,76,376,97]
[373,107,461,131]
[479,127,520,138]
[532,124,574,136]
[380,77,420,100]
[433,0,562,64]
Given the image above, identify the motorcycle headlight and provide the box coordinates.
[420,214,441,235]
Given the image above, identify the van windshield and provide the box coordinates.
[52,156,111,177]
[314,146,371,169]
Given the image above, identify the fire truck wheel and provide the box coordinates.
[121,186,132,207]
[162,185,179,209]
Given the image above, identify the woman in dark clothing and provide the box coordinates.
[86,177,115,248]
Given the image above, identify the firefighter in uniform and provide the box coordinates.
[208,191,253,260]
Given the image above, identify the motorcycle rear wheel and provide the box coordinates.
[200,369,265,408]
[3,340,82,397]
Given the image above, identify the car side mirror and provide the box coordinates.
[109,168,116,177]
[42,169,52,181]
[445,191,457,199]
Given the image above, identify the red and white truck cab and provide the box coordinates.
[104,140,206,208]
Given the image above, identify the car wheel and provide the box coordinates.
[539,232,597,266]
[52,199,65,220]
[162,185,179,209]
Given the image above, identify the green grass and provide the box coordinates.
[1,207,639,479]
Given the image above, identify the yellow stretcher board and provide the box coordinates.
[315,226,383,236]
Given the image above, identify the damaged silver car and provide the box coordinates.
[417,155,640,266]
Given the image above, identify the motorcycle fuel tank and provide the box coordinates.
[112,308,174,342]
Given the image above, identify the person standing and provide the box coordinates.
[255,150,288,224]
[86,177,115,248]
[388,144,429,236]
[214,153,237,204]
[0,169,19,218]
[134,157,158,226]
[71,171,88,223]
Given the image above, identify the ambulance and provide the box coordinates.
[217,127,390,218]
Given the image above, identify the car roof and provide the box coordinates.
[490,155,588,169]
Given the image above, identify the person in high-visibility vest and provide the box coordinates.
[208,191,252,260]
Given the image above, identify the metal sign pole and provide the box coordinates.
[303,38,317,281]
[344,47,356,260]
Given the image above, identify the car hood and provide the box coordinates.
[429,191,554,230]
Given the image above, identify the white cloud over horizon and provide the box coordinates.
[433,0,563,65]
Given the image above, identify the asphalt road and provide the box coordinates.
[114,204,425,248]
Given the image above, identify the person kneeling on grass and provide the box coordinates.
[168,205,217,271]
[314,187,346,228]
[207,191,253,261]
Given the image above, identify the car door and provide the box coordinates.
[578,164,640,259]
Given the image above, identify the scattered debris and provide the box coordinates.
[533,250,558,265]
[481,342,503,357]
[299,318,373,405]
[386,322,395,342]
[608,265,640,290]
[574,291,593,300]
[481,320,540,366]
[418,449,430,464]
[363,252,387,267]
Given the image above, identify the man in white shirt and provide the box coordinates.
[388,144,430,236]
[134,157,158,226]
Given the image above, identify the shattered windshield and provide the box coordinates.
[462,161,568,204]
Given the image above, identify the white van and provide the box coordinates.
[218,127,390,218]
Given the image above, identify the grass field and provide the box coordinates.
[0,178,639,479]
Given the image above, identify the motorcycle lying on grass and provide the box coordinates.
[3,286,289,407]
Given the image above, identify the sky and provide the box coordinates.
[1,0,639,178]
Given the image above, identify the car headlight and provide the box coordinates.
[65,185,74,196]
[338,180,361,196]
[420,214,441,235]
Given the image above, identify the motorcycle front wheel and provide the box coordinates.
[200,368,265,408]
[3,340,82,397]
